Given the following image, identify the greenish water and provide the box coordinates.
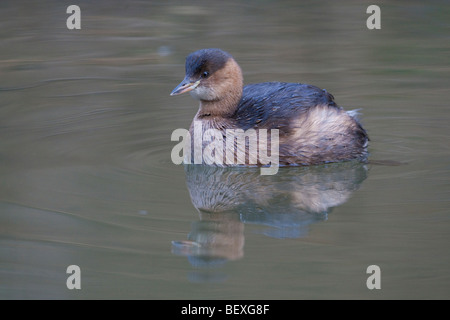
[0,0,449,299]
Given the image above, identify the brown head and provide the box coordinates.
[170,48,244,117]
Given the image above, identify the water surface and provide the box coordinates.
[1,0,449,299]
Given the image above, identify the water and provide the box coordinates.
[1,0,449,299]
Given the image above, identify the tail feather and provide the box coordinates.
[346,108,362,120]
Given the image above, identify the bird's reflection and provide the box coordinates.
[172,162,368,273]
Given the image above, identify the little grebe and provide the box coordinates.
[171,48,369,166]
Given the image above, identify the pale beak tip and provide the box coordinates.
[170,79,200,97]
[170,88,181,96]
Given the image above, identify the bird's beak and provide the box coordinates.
[170,77,200,96]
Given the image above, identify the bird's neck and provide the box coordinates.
[197,95,240,119]
[198,58,244,118]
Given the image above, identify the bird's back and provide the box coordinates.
[233,82,368,165]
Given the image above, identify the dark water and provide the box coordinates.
[1,0,449,299]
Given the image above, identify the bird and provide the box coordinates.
[170,48,368,167]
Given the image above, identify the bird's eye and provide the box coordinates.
[202,71,210,78]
